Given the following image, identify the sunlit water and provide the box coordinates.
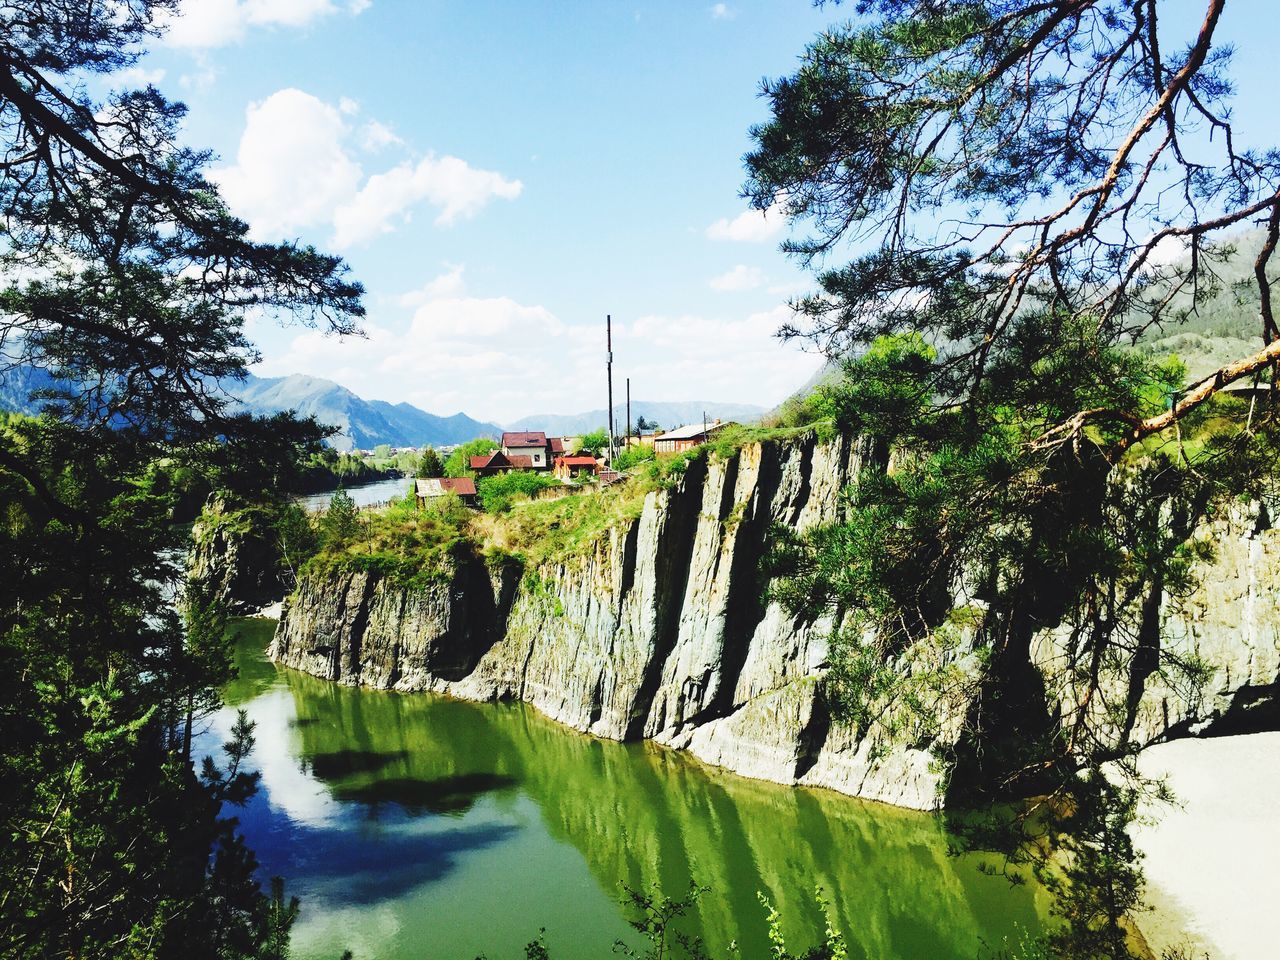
[292,476,412,513]
[205,619,1049,960]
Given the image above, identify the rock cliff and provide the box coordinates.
[270,433,1280,810]
[190,499,287,614]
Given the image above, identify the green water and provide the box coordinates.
[212,619,1048,960]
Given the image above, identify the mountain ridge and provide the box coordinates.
[0,364,768,451]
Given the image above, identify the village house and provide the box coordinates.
[553,455,599,482]
[469,450,534,476]
[652,420,733,454]
[501,431,554,469]
[414,477,478,508]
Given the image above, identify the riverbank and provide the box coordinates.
[1131,732,1280,960]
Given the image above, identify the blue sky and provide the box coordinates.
[116,1,840,422]
[116,0,1279,423]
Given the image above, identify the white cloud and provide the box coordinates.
[360,119,402,152]
[214,89,362,240]
[710,3,736,20]
[396,265,466,307]
[257,284,815,423]
[179,52,218,90]
[214,88,521,246]
[338,96,360,116]
[332,154,522,245]
[706,198,786,243]
[159,0,369,48]
[1134,233,1191,274]
[710,264,764,292]
[113,66,166,87]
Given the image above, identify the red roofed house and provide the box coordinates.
[553,455,599,482]
[501,431,553,470]
[469,451,534,477]
[415,477,478,508]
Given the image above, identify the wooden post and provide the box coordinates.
[606,315,615,465]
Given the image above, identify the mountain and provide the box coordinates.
[1133,227,1277,380]
[506,401,767,437]
[0,362,58,415]
[1,362,771,452]
[229,373,503,451]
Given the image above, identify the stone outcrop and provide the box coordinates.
[269,433,1280,810]
[189,499,287,614]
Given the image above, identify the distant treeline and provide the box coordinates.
[293,449,400,495]
[148,447,400,523]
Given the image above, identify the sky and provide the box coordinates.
[108,0,1280,424]
[107,0,843,423]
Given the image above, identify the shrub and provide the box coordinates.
[443,437,499,477]
[476,471,560,512]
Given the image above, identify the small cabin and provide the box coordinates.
[415,477,478,508]
[553,455,599,482]
[652,420,733,454]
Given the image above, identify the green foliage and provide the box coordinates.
[758,889,848,960]
[417,446,444,477]
[613,444,657,471]
[476,471,560,513]
[1039,773,1146,960]
[578,428,609,457]
[444,438,499,477]
[294,448,396,495]
[304,494,473,587]
[748,0,1280,899]
[274,503,320,586]
[0,4,363,955]
[614,881,711,960]
[319,488,361,545]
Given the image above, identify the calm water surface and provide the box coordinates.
[292,476,411,512]
[210,619,1048,960]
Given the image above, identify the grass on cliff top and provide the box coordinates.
[301,424,830,583]
[302,493,474,587]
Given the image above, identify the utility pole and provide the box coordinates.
[626,377,631,450]
[606,314,615,465]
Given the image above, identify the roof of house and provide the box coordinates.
[555,456,598,468]
[472,450,535,470]
[502,431,547,448]
[654,421,733,442]
[549,437,566,454]
[416,477,477,497]
[438,477,477,496]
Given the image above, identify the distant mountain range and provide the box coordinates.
[233,376,768,449]
[507,401,766,438]
[0,365,767,451]
[229,373,505,452]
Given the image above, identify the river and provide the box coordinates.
[292,476,413,513]
[208,619,1049,960]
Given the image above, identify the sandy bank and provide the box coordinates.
[1132,732,1280,960]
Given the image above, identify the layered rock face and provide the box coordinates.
[190,499,287,614]
[270,434,1280,810]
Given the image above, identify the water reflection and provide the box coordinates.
[208,620,1048,960]
[291,477,411,513]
